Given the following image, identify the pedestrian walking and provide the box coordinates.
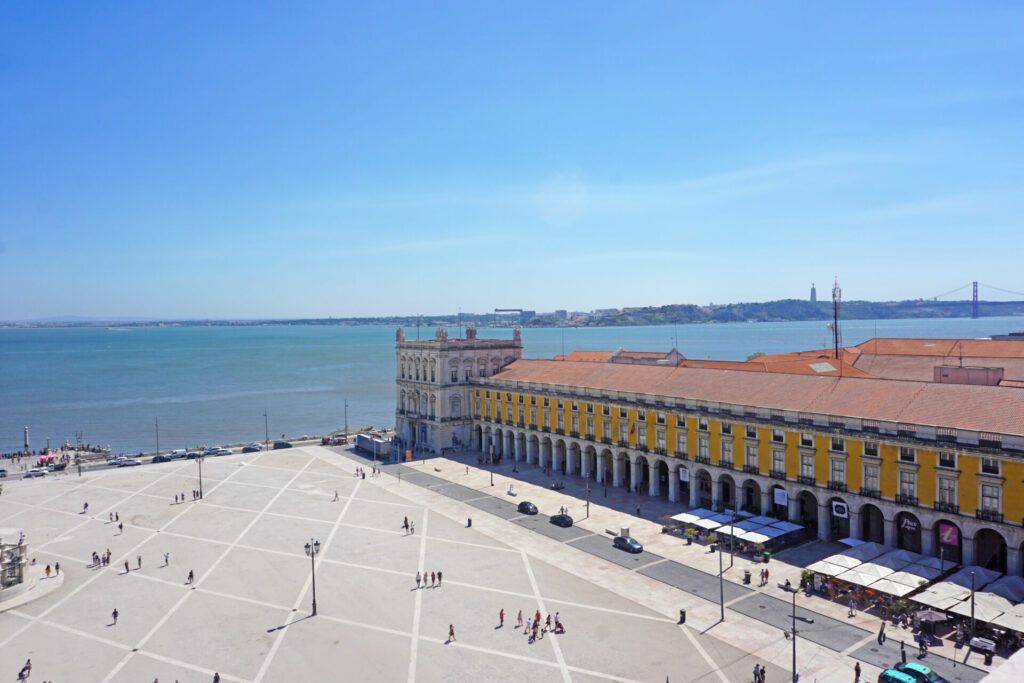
[535,609,541,626]
[410,521,415,534]
[918,634,926,657]
[45,564,51,578]
[403,516,409,533]
[545,614,552,632]
[118,522,123,534]
[55,561,60,575]
[109,512,113,523]
[517,610,523,628]
[175,494,179,504]
[854,661,861,682]
[430,571,436,587]
[137,555,142,569]
[416,571,421,589]
[112,607,119,625]
[448,624,456,643]
[213,674,220,683]
[900,640,907,664]
[437,570,442,586]
[187,569,194,584]
[499,608,504,627]
[333,490,339,502]
[115,512,119,522]
[848,599,856,617]
[753,663,761,683]
[636,505,641,516]
[124,560,130,573]
[525,616,532,634]
[764,568,769,585]
[164,552,170,566]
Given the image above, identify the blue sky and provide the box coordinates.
[2,2,1023,319]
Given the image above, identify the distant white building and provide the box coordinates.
[394,325,521,455]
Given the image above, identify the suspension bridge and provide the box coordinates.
[928,282,1024,318]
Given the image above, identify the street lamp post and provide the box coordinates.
[970,571,976,638]
[729,506,737,569]
[586,485,591,519]
[263,409,269,453]
[789,587,798,682]
[489,444,495,487]
[197,454,205,499]
[155,417,160,458]
[718,537,725,621]
[305,538,321,616]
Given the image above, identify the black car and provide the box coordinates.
[517,501,538,515]
[273,440,293,450]
[613,535,643,553]
[242,444,263,453]
[151,454,171,463]
[550,514,573,528]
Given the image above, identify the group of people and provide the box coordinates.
[757,567,771,587]
[90,549,113,568]
[415,570,442,588]
[353,465,380,479]
[514,609,565,643]
[403,516,416,534]
[174,491,201,503]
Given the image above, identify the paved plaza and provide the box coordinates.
[2,445,786,683]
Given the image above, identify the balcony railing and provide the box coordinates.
[570,430,579,438]
[797,475,816,486]
[694,455,711,465]
[555,428,565,435]
[675,450,689,460]
[977,509,1004,523]
[618,439,628,448]
[934,501,959,514]
[541,426,550,433]
[859,488,882,500]
[601,437,612,444]
[529,423,537,430]
[719,459,734,469]
[827,480,848,492]
[517,420,525,428]
[655,447,667,455]
[769,470,787,480]
[585,433,595,441]
[637,444,649,453]
[895,493,918,506]
[743,464,760,475]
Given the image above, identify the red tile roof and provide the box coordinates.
[488,359,1024,436]
[855,338,1024,359]
[554,350,614,362]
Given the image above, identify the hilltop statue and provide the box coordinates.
[466,325,477,340]
[435,326,448,341]
[395,327,405,342]
[513,325,522,342]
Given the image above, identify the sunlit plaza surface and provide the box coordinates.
[0,445,789,683]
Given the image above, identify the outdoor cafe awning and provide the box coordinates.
[992,605,1024,634]
[948,592,1014,624]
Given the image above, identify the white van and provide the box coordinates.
[170,449,187,459]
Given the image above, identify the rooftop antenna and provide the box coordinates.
[458,308,463,338]
[673,324,679,350]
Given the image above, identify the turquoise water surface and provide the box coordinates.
[2,317,1021,454]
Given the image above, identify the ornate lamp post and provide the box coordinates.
[305,538,321,616]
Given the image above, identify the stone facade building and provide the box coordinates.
[394,326,521,455]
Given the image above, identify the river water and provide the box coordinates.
[2,317,1021,453]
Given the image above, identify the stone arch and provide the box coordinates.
[553,439,567,473]
[896,511,923,554]
[859,503,885,545]
[797,490,819,530]
[976,528,1007,573]
[472,424,482,451]
[695,468,714,508]
[741,478,762,514]
[656,459,670,498]
[583,445,598,479]
[767,483,788,519]
[717,472,736,512]
[934,519,963,565]
[615,451,630,488]
[540,436,553,468]
[482,426,493,455]
[493,428,504,459]
[827,496,850,541]
[567,441,582,476]
[599,448,613,484]
[631,453,650,494]
[527,434,539,465]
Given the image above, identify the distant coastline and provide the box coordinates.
[4,297,1024,329]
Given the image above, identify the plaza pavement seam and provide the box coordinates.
[98,454,319,683]
[520,549,572,683]
[252,476,365,683]
[406,509,430,683]
[0,459,221,649]
[0,474,105,524]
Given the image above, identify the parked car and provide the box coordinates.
[517,501,538,515]
[0,468,8,477]
[25,468,49,478]
[613,535,643,553]
[895,663,948,683]
[170,449,187,459]
[117,459,142,467]
[242,443,263,453]
[550,514,574,528]
[273,440,293,450]
[185,451,204,459]
[877,669,918,683]
[152,454,171,463]
[209,447,231,456]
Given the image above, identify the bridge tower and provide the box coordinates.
[972,281,979,319]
